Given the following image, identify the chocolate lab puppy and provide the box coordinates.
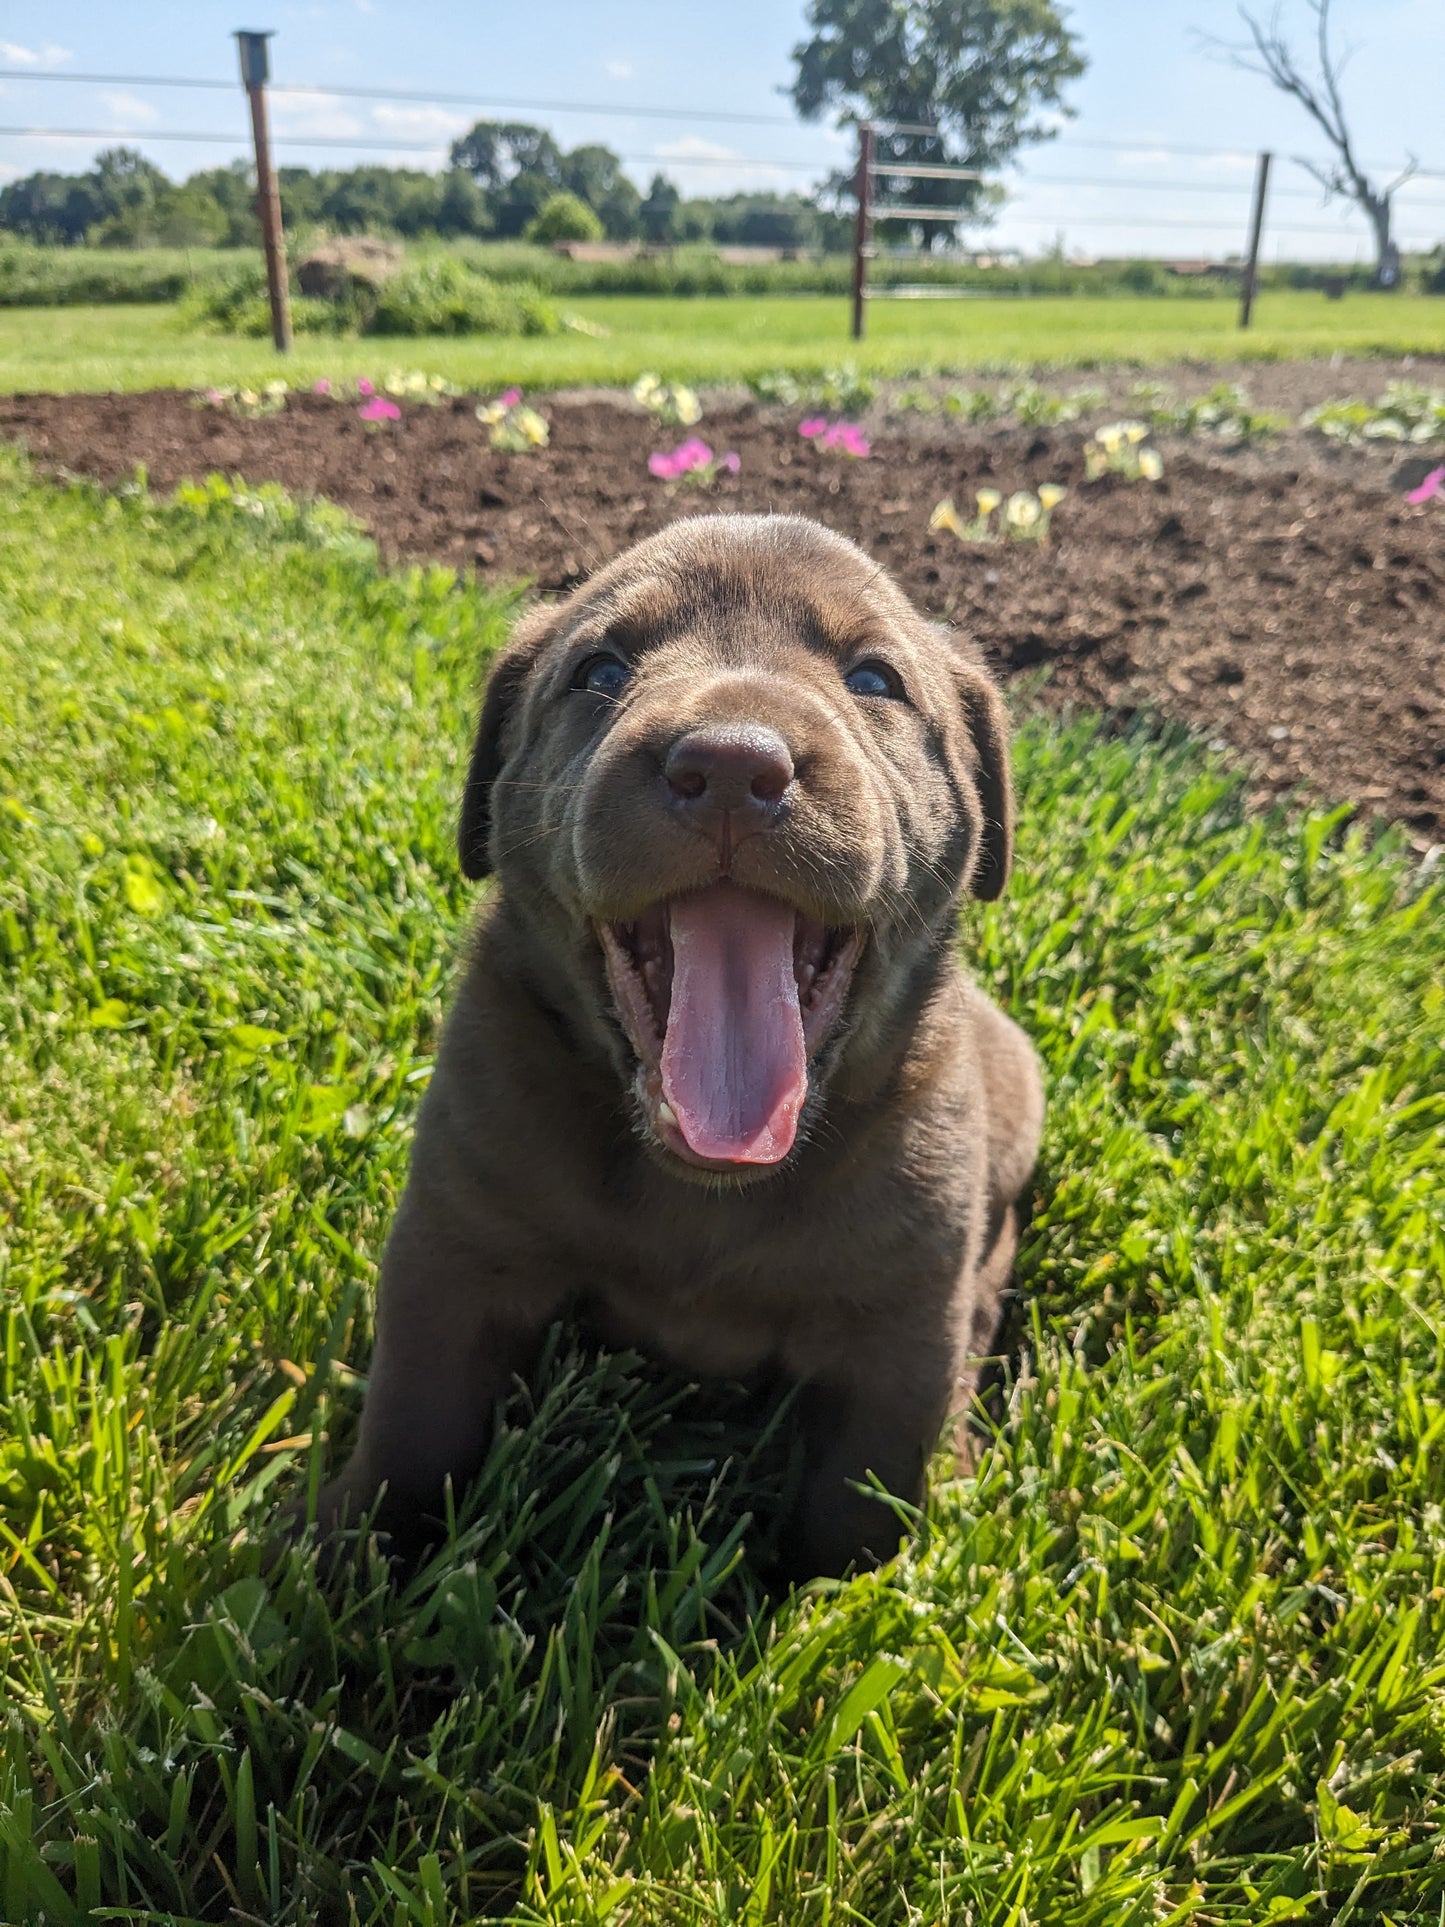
[311,514,1043,1578]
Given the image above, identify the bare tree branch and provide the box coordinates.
[1199,0,1409,279]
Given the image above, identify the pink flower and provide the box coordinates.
[720,451,741,474]
[498,387,523,408]
[798,417,827,439]
[648,450,682,479]
[823,421,870,458]
[313,377,331,395]
[359,396,401,422]
[1406,464,1445,506]
[675,437,713,471]
[204,388,225,404]
[357,377,375,397]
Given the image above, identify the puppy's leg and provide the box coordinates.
[787,1350,953,1580]
[949,1200,1021,1467]
[310,1189,567,1546]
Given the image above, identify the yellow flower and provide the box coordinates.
[1139,448,1164,481]
[673,385,702,426]
[1038,483,1067,510]
[476,402,503,425]
[975,487,1002,516]
[1005,491,1041,530]
[517,407,550,447]
[1096,425,1124,456]
[929,498,965,537]
[632,373,661,403]
[1123,421,1149,445]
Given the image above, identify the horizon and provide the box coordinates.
[1,0,1443,264]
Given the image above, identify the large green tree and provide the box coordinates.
[791,0,1085,247]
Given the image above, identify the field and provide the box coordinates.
[1,290,1444,393]
[4,371,1441,844]
[3,415,1445,1923]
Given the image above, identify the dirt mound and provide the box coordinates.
[2,386,1440,848]
[295,236,404,299]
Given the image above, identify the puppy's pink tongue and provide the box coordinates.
[661,884,806,1165]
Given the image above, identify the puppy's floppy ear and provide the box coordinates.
[457,606,557,881]
[947,643,1014,901]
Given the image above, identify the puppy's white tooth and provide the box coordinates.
[659,1101,679,1128]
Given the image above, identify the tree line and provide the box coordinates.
[0,123,851,253]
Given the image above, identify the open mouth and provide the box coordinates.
[597,881,864,1171]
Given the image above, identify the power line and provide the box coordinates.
[1,68,1441,177]
[6,125,1443,211]
[0,68,802,127]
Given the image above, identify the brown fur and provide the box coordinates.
[310,515,1043,1577]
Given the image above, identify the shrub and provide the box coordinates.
[177,254,559,340]
[0,243,240,306]
[366,258,558,337]
[525,192,605,245]
[176,263,346,337]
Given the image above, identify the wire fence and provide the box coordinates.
[1,64,1443,256]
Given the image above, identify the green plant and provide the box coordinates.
[1302,381,1445,444]
[367,258,558,338]
[525,192,606,246]
[476,386,551,451]
[631,371,702,426]
[1130,380,1288,443]
[931,482,1065,544]
[1085,419,1165,482]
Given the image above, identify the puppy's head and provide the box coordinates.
[460,516,1012,1182]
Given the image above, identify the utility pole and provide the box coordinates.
[235,30,291,352]
[1239,149,1272,331]
[850,122,875,341]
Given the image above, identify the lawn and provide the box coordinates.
[2,454,1444,1923]
[0,290,1442,394]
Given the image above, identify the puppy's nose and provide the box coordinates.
[664,724,794,826]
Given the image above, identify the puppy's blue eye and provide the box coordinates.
[577,654,631,699]
[844,661,902,700]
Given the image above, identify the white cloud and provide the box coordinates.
[371,102,468,141]
[269,89,364,140]
[0,41,72,68]
[605,59,633,79]
[0,160,20,181]
[651,137,795,192]
[99,91,160,126]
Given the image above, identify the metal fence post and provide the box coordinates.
[1239,150,1272,331]
[851,123,874,341]
[235,29,291,353]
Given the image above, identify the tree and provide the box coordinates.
[790,0,1085,249]
[89,147,173,244]
[0,170,103,243]
[436,167,492,239]
[640,173,681,246]
[1212,0,1413,287]
[526,191,605,244]
[559,143,641,239]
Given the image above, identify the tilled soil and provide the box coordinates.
[2,384,1442,846]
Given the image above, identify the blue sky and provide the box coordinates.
[1,0,1442,260]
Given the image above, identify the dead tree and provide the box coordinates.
[1218,0,1415,286]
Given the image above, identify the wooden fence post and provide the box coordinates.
[235,30,292,353]
[1239,150,1272,331]
[851,123,875,341]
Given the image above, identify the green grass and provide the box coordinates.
[1,291,1442,393]
[3,454,1445,1923]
